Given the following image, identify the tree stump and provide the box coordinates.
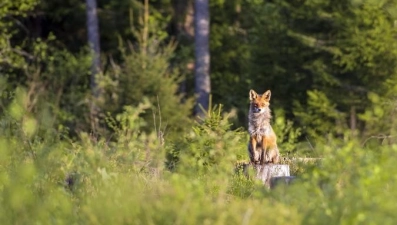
[244,164,291,188]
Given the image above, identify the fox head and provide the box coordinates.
[249,89,271,114]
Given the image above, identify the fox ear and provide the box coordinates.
[263,90,271,101]
[249,89,258,100]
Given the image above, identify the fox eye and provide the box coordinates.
[254,104,258,108]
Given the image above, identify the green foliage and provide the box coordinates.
[0,0,38,69]
[209,0,253,125]
[0,89,162,224]
[288,141,397,224]
[272,108,303,155]
[167,104,247,175]
[2,1,397,224]
[97,6,193,136]
[294,90,347,142]
[113,40,193,133]
[3,1,397,223]
[3,0,397,154]
[1,37,93,136]
[3,89,397,224]
[359,92,397,147]
[2,0,192,138]
[243,0,397,144]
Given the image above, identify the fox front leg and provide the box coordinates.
[260,137,268,165]
[249,136,259,164]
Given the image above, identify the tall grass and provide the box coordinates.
[1,88,397,224]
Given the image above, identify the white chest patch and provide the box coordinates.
[248,109,272,138]
[249,126,270,136]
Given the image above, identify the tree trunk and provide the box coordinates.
[86,0,101,132]
[86,0,101,96]
[194,0,211,118]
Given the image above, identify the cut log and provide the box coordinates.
[243,164,291,188]
[256,164,290,187]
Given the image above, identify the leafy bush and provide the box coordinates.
[167,105,246,175]
[2,88,397,224]
[98,9,194,137]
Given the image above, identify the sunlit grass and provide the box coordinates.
[1,91,397,225]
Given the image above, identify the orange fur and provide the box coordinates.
[247,89,280,165]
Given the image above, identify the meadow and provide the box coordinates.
[1,90,396,225]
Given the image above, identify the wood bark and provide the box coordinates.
[86,0,101,132]
[244,164,292,188]
[194,0,211,117]
[86,0,101,97]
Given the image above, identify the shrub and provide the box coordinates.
[2,88,397,224]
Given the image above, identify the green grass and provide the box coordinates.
[1,100,397,225]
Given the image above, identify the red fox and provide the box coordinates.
[248,89,280,165]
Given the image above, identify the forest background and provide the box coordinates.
[1,0,397,224]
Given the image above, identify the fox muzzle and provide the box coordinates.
[252,107,262,113]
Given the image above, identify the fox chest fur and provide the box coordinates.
[248,111,273,143]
